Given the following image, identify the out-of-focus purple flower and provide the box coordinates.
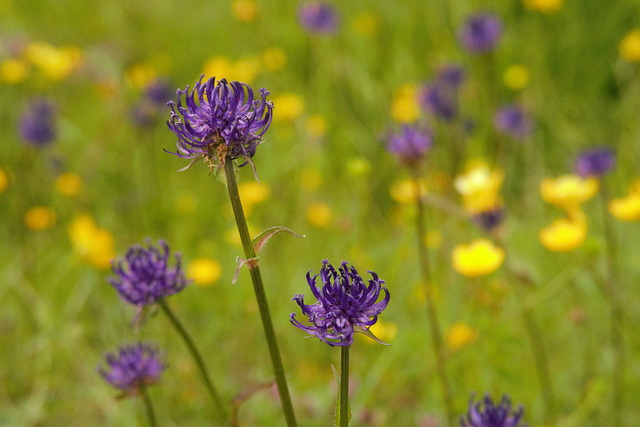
[437,64,466,88]
[298,1,339,34]
[494,104,533,140]
[386,124,433,168]
[461,394,525,427]
[19,99,56,147]
[132,79,175,128]
[145,79,173,106]
[290,260,390,347]
[108,240,188,306]
[99,343,165,396]
[574,147,616,178]
[473,207,505,231]
[419,65,465,122]
[166,76,273,170]
[459,13,503,53]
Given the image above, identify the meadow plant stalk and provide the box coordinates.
[140,385,157,427]
[340,345,350,427]
[223,160,298,427]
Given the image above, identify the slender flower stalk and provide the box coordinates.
[340,346,350,427]
[140,385,157,427]
[224,161,298,427]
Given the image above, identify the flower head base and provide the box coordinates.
[290,260,390,347]
[19,99,56,147]
[298,1,339,34]
[461,393,525,427]
[99,343,165,397]
[575,148,616,178]
[494,104,533,140]
[108,240,188,306]
[166,76,273,172]
[459,13,503,53]
[386,124,433,168]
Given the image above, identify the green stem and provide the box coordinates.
[140,385,157,427]
[159,300,228,422]
[412,174,456,427]
[340,346,350,427]
[223,161,298,427]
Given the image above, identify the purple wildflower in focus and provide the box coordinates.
[459,12,503,53]
[19,99,56,147]
[166,76,273,172]
[298,1,339,34]
[290,260,390,347]
[387,124,433,168]
[494,104,533,140]
[108,240,188,307]
[99,343,165,397]
[461,394,525,427]
[574,147,616,178]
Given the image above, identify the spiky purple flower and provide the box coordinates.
[298,1,339,34]
[19,99,56,147]
[459,13,503,53]
[108,240,188,306]
[99,343,165,396]
[386,124,433,168]
[166,76,273,170]
[290,260,390,347]
[461,394,525,427]
[574,147,616,178]
[494,104,533,140]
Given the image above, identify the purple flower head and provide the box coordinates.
[19,99,56,147]
[108,240,188,307]
[166,76,273,171]
[132,79,175,128]
[290,260,390,347]
[99,343,165,396]
[437,64,466,88]
[574,147,616,178]
[461,394,525,427]
[459,13,503,53]
[419,83,459,121]
[494,104,533,140]
[298,2,339,34]
[145,78,174,107]
[386,124,433,168]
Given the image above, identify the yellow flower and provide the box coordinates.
[452,239,505,277]
[307,202,332,228]
[68,215,116,269]
[522,0,564,12]
[0,58,29,84]
[203,56,234,81]
[391,84,420,123]
[232,0,258,22]
[446,322,478,350]
[619,29,640,63]
[389,178,427,204]
[55,172,83,196]
[273,93,305,122]
[25,42,82,80]
[125,63,156,89]
[262,47,287,71]
[187,258,222,286]
[238,182,270,215]
[540,175,598,209]
[454,162,504,214]
[233,56,260,84]
[503,64,530,90]
[24,206,57,231]
[352,12,380,36]
[305,114,327,137]
[609,182,640,221]
[0,168,8,194]
[539,216,587,252]
[367,320,397,344]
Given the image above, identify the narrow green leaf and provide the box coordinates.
[252,226,305,254]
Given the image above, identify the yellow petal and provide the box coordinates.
[539,217,587,252]
[452,239,505,277]
[446,322,478,350]
[540,175,598,208]
[620,29,640,63]
[24,206,57,231]
[187,258,222,286]
[609,194,640,221]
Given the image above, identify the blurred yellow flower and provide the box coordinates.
[389,178,427,204]
[452,239,505,278]
[503,64,530,90]
[233,56,260,84]
[24,206,57,231]
[446,322,478,350]
[454,162,504,214]
[238,181,270,215]
[522,0,564,13]
[609,194,640,221]
[347,157,371,177]
[68,215,116,269]
[305,114,327,137]
[25,42,82,80]
[540,175,598,209]
[125,63,156,89]
[274,93,305,122]
[539,216,587,252]
[307,202,333,228]
[391,84,420,123]
[232,0,258,22]
[187,258,222,286]
[0,58,29,84]
[367,320,397,343]
[352,12,380,36]
[262,47,287,71]
[300,169,322,191]
[619,29,640,63]
[203,56,234,81]
[0,168,8,194]
[55,172,83,196]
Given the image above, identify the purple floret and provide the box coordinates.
[459,13,503,53]
[574,147,616,178]
[461,394,525,427]
[99,343,165,396]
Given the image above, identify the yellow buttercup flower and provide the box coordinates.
[389,178,427,204]
[233,56,260,84]
[125,63,156,89]
[68,215,116,269]
[0,58,29,84]
[232,0,258,22]
[539,216,587,252]
[619,29,640,63]
[203,56,234,81]
[238,182,270,215]
[391,84,420,123]
[24,206,57,231]
[522,0,564,13]
[609,181,640,221]
[446,322,478,350]
[307,202,333,228]
[262,47,287,71]
[187,258,222,286]
[452,239,505,278]
[25,42,82,80]
[503,64,530,90]
[0,168,8,194]
[454,162,504,214]
[540,175,598,209]
[55,172,83,196]
[274,93,305,122]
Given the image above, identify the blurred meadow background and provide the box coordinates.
[2,0,640,425]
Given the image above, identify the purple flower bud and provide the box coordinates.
[298,2,339,34]
[290,260,390,347]
[459,13,503,53]
[574,147,616,178]
[386,124,433,168]
[461,393,525,427]
[494,104,533,140]
[19,99,56,147]
[99,343,165,396]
